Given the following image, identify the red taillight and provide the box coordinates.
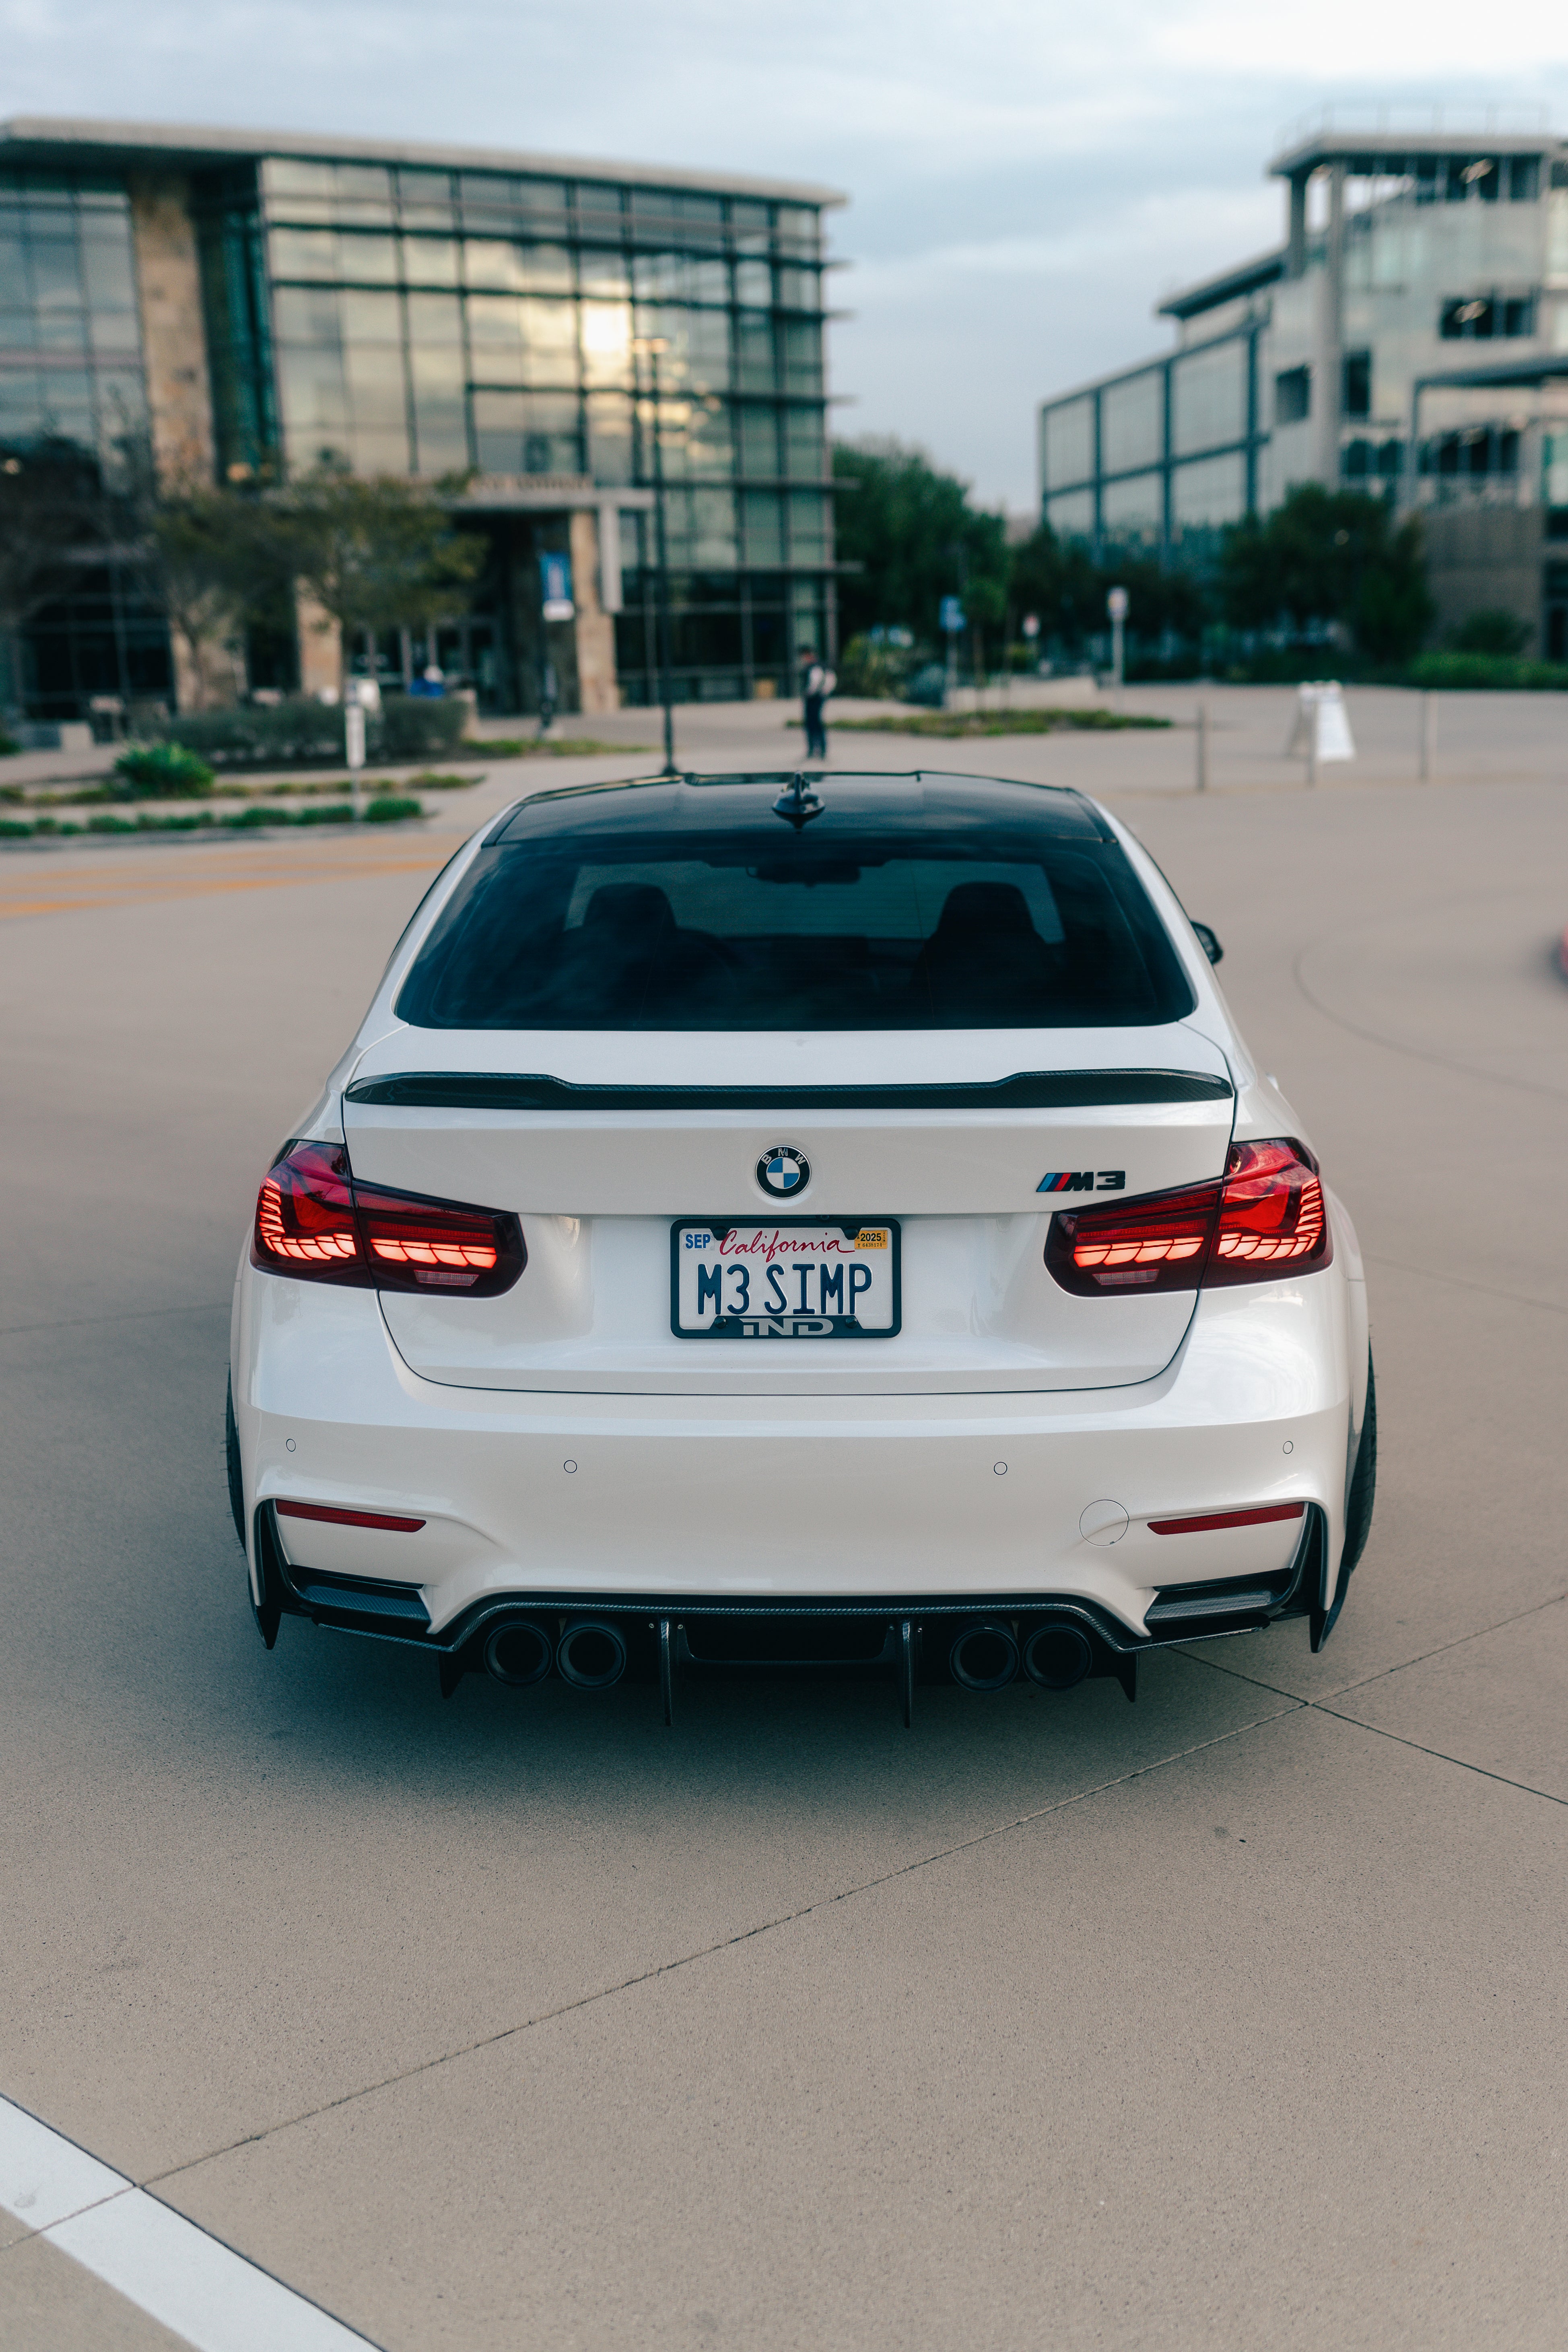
[1045,1139,1331,1295]
[1045,1177,1220,1295]
[1207,1138,1329,1284]
[252,1140,525,1296]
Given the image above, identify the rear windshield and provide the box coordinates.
[397,818,1194,1031]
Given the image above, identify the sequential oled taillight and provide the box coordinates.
[1045,1139,1331,1296]
[252,1140,525,1296]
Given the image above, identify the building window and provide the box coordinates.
[1172,340,1245,457]
[1169,452,1245,567]
[1044,486,1094,542]
[1275,366,1310,426]
[1440,295,1535,340]
[1042,398,1094,491]
[1100,470,1162,552]
[1100,369,1162,474]
[1422,427,1519,480]
[1448,157,1499,203]
[0,173,147,483]
[1509,157,1541,202]
[1343,350,1371,418]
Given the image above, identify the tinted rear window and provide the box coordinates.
[397,796,1194,1031]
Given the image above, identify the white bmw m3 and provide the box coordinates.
[228,769,1375,1722]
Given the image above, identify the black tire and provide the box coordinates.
[1342,1353,1377,1579]
[225,1375,246,1550]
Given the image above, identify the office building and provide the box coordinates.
[1039,123,1568,656]
[0,118,843,719]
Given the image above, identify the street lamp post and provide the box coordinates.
[633,335,678,777]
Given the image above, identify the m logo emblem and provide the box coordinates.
[1037,1170,1126,1193]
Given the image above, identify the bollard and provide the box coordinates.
[1196,699,1209,792]
[1419,690,1434,783]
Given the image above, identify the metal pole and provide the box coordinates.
[1196,698,1209,792]
[344,685,365,822]
[1419,688,1434,781]
[647,344,677,779]
[1306,701,1318,789]
[1111,612,1124,711]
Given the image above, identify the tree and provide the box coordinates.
[1008,526,1209,662]
[832,439,1010,647]
[280,467,487,686]
[148,487,262,709]
[1219,484,1433,662]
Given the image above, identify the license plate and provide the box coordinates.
[672,1220,901,1339]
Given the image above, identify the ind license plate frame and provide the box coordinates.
[670,1218,902,1340]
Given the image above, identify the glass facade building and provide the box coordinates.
[0,120,844,719]
[1039,127,1568,654]
[0,169,172,714]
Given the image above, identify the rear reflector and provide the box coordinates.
[276,1499,426,1533]
[1148,1502,1305,1536]
[252,1140,525,1296]
[1045,1139,1331,1295]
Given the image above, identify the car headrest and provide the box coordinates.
[934,880,1036,938]
[582,882,675,936]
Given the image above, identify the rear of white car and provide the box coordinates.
[229,771,1374,1719]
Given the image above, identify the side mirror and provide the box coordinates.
[1191,921,1223,966]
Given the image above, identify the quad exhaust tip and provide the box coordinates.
[556,1617,628,1690]
[949,1620,1021,1691]
[1023,1621,1094,1691]
[483,1618,554,1687]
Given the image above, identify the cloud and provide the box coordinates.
[0,0,1564,502]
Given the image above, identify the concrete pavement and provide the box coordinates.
[1,693,1565,2348]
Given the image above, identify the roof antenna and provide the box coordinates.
[771,773,823,829]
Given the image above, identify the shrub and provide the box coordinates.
[161,693,469,768]
[362,794,423,823]
[379,697,466,758]
[838,631,918,699]
[1448,608,1533,657]
[113,742,217,798]
[164,697,345,767]
[0,730,19,758]
[1407,651,1568,691]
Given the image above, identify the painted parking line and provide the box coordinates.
[0,2094,377,2351]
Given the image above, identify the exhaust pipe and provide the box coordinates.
[557,1617,628,1690]
[949,1620,1020,1691]
[483,1617,554,1687]
[1023,1621,1094,1691]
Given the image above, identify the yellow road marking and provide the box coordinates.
[0,841,449,920]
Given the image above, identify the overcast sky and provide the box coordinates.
[5,0,1568,509]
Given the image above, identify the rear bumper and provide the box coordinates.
[233,1250,1360,1650]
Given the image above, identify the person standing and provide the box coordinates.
[799,646,835,760]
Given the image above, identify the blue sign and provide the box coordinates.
[940,596,965,633]
[540,552,574,619]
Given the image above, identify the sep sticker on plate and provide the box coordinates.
[672,1221,901,1339]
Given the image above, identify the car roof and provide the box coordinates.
[490,771,1111,849]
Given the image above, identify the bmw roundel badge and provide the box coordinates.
[758,1145,810,1197]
